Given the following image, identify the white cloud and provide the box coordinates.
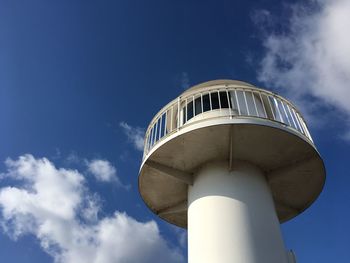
[256,0,350,133]
[87,159,130,190]
[171,225,187,248]
[0,154,184,263]
[93,213,182,263]
[119,122,144,151]
[87,159,116,182]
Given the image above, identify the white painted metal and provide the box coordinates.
[188,161,288,263]
[209,91,212,110]
[139,80,325,263]
[142,83,313,158]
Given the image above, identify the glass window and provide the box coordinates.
[182,99,194,124]
[187,100,194,121]
[158,117,162,139]
[236,90,248,115]
[160,113,166,137]
[245,92,258,116]
[219,91,229,108]
[295,112,305,135]
[229,90,239,114]
[254,92,266,118]
[285,104,298,130]
[194,96,202,115]
[276,99,288,124]
[261,94,274,120]
[280,102,292,126]
[154,119,160,142]
[150,126,155,147]
[291,108,303,133]
[268,96,283,122]
[210,92,220,110]
[202,94,210,112]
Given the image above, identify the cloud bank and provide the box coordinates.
[0,154,183,263]
[256,0,350,134]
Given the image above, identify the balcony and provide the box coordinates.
[143,81,313,160]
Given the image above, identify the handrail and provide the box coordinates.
[143,85,313,160]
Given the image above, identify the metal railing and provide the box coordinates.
[143,85,313,160]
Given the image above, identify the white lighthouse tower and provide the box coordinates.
[138,80,325,263]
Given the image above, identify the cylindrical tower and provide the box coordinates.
[138,80,325,263]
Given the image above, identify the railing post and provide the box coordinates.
[142,87,313,161]
[177,97,180,130]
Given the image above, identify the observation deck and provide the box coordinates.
[139,79,325,228]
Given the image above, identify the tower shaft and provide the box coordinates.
[188,161,288,263]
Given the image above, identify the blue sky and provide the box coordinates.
[0,0,349,262]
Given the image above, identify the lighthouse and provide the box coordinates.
[138,80,325,263]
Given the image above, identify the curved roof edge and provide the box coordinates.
[182,79,255,95]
